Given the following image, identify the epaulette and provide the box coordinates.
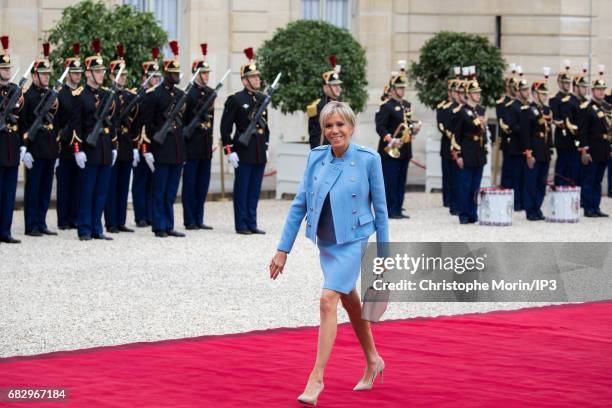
[312,144,329,151]
[379,98,390,106]
[561,95,571,103]
[357,145,376,155]
[436,100,446,109]
[580,101,589,109]
[452,104,463,114]
[505,99,515,107]
[521,104,530,110]
[307,99,320,118]
[444,101,454,109]
[145,86,156,94]
[101,86,109,91]
[71,86,83,96]
[127,88,137,95]
[496,96,505,104]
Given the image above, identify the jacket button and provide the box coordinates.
[309,207,313,211]
[352,225,356,230]
[314,176,317,181]
[350,161,355,166]
[308,223,312,227]
[352,209,357,214]
[352,193,357,198]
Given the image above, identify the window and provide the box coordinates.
[301,0,350,29]
[124,0,179,54]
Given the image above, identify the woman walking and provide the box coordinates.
[269,101,389,405]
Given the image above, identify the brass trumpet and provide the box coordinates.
[384,119,422,159]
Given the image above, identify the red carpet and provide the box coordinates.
[1,302,612,407]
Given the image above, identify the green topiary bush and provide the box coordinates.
[46,0,167,87]
[256,20,368,114]
[409,31,506,109]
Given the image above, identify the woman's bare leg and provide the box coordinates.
[341,288,382,382]
[302,289,341,395]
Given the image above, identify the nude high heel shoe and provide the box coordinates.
[297,382,324,406]
[353,358,384,391]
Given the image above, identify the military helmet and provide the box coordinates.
[592,65,607,89]
[0,35,12,68]
[558,60,572,83]
[142,47,161,76]
[85,38,105,71]
[64,43,83,73]
[504,63,518,87]
[389,60,407,88]
[532,67,551,94]
[192,43,211,73]
[240,47,259,78]
[163,40,181,73]
[109,43,127,76]
[573,64,589,87]
[322,55,342,85]
[32,42,52,74]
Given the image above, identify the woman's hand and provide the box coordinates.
[270,250,287,280]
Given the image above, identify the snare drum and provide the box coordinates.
[478,188,514,226]
[546,186,580,223]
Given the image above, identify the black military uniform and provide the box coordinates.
[307,55,342,149]
[19,43,60,236]
[577,75,611,217]
[436,82,455,209]
[55,42,83,230]
[375,62,419,219]
[0,35,22,243]
[549,66,576,186]
[181,43,215,230]
[220,47,269,234]
[519,79,553,220]
[104,44,136,233]
[495,87,513,189]
[453,79,488,224]
[72,39,117,240]
[138,40,186,237]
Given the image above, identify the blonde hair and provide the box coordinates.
[319,101,356,131]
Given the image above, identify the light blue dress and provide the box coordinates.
[277,143,389,295]
[316,156,369,294]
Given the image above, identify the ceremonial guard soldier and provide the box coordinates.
[577,66,611,217]
[519,69,553,221]
[452,73,488,224]
[182,43,215,230]
[19,43,59,236]
[502,66,529,211]
[496,63,518,190]
[436,67,460,210]
[104,44,135,233]
[549,61,577,186]
[220,47,269,235]
[56,43,83,230]
[132,47,161,227]
[564,65,590,188]
[607,88,612,198]
[375,60,420,219]
[72,39,117,241]
[138,40,186,238]
[448,75,466,216]
[0,35,23,243]
[307,55,342,149]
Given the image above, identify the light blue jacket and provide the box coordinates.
[277,142,389,253]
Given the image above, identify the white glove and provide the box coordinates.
[74,151,87,169]
[55,158,59,169]
[22,152,34,169]
[144,152,155,172]
[266,150,269,161]
[227,152,239,169]
[19,146,26,162]
[132,148,140,168]
[111,149,117,166]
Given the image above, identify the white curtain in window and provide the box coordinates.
[325,0,348,28]
[301,0,320,20]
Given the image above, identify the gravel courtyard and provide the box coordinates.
[1,192,611,357]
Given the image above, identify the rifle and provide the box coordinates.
[182,68,231,140]
[117,73,157,123]
[0,61,35,132]
[86,65,124,147]
[153,68,201,144]
[26,67,69,143]
[237,72,282,146]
